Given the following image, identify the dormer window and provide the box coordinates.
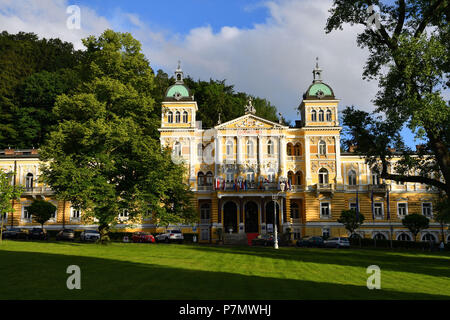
[311,110,317,121]
[182,111,188,123]
[326,110,332,121]
[175,111,181,123]
[167,111,173,123]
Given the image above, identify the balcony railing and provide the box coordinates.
[22,186,54,195]
[368,184,387,194]
[197,185,214,191]
[315,183,334,197]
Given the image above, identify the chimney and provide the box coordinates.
[416,144,424,152]
[4,148,14,155]
[388,147,396,153]
[31,148,39,155]
[348,145,357,153]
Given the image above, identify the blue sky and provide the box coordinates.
[0,0,437,148]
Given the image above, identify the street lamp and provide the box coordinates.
[272,186,285,250]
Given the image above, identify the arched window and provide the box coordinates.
[311,110,317,121]
[287,171,294,185]
[167,111,173,123]
[374,233,386,240]
[318,110,324,121]
[206,171,213,186]
[197,143,203,158]
[173,142,182,157]
[200,203,211,220]
[294,143,301,156]
[246,140,254,156]
[267,169,276,182]
[398,233,411,241]
[319,168,329,184]
[286,143,293,156]
[197,172,205,186]
[348,170,357,186]
[25,173,33,189]
[182,111,188,123]
[326,110,332,121]
[267,140,273,155]
[291,202,299,219]
[175,111,181,123]
[319,140,326,155]
[422,233,436,242]
[226,140,233,156]
[295,171,303,185]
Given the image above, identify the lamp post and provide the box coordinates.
[272,184,286,250]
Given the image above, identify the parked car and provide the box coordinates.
[56,229,75,241]
[80,229,100,242]
[155,230,184,243]
[296,236,325,248]
[324,237,350,248]
[251,234,281,246]
[28,228,48,240]
[132,232,155,243]
[2,227,29,240]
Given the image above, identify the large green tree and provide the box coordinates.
[326,1,449,196]
[0,170,23,242]
[40,30,196,240]
[337,209,365,237]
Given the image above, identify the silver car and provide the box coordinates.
[155,230,184,243]
[324,237,350,248]
[80,229,100,242]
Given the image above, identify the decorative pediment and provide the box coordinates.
[215,114,287,130]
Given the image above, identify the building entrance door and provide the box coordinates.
[245,201,259,233]
[223,201,238,233]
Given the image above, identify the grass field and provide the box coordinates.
[0,240,449,300]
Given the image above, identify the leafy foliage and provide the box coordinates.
[326,1,449,196]
[337,209,365,236]
[27,199,57,229]
[401,213,430,241]
[0,169,24,242]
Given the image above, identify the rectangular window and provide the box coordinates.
[349,202,359,212]
[422,203,432,217]
[322,227,330,238]
[374,203,383,217]
[397,203,408,217]
[320,202,330,218]
[22,206,32,221]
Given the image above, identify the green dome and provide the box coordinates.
[166,84,190,98]
[308,83,333,97]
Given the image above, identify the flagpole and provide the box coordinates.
[387,184,393,249]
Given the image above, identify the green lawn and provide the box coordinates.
[0,240,449,300]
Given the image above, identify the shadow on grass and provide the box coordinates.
[0,250,448,300]
[188,245,450,279]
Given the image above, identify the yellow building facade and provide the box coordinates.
[0,62,447,243]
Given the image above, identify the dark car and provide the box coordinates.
[296,236,325,248]
[132,232,155,243]
[56,229,75,241]
[28,228,48,240]
[2,227,29,240]
[252,234,281,247]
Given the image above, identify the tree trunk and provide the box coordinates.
[98,223,110,244]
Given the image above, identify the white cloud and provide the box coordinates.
[0,0,379,124]
[143,0,379,123]
[0,0,110,49]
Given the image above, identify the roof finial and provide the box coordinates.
[175,60,184,84]
[217,112,222,125]
[244,97,256,115]
[313,57,322,83]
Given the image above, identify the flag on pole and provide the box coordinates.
[355,189,360,221]
[371,189,375,220]
[386,188,390,220]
